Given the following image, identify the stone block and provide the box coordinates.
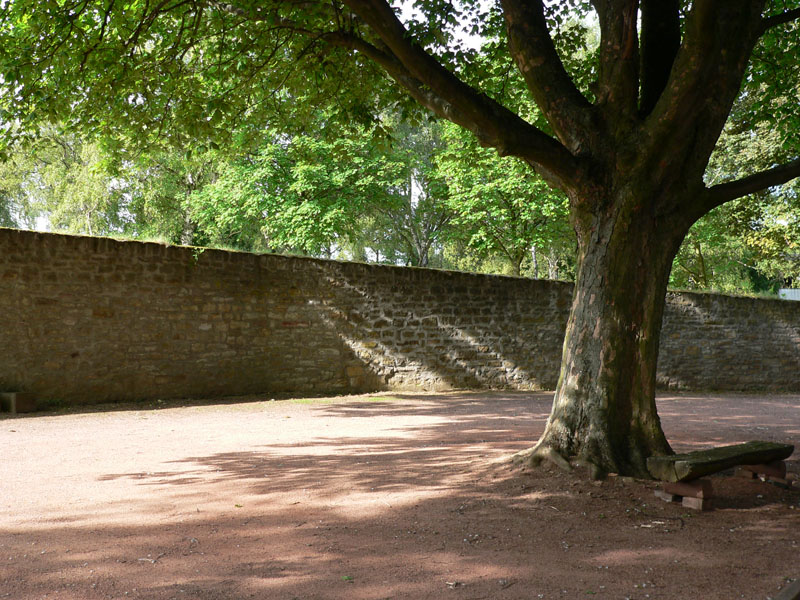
[681,496,711,511]
[345,365,364,377]
[654,490,680,503]
[0,392,37,413]
[663,479,714,499]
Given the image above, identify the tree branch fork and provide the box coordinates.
[207,0,799,205]
[343,2,795,204]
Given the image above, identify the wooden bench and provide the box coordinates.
[775,579,800,600]
[646,441,795,510]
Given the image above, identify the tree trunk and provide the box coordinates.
[179,211,196,246]
[547,253,558,280]
[531,245,539,279]
[694,241,709,288]
[417,242,430,267]
[511,254,523,277]
[519,189,689,478]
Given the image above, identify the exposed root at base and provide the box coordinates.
[511,446,607,480]
[511,445,572,472]
[574,458,608,481]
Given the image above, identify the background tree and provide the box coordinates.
[120,150,217,245]
[367,118,453,267]
[670,81,800,293]
[0,127,124,235]
[2,0,800,477]
[188,118,407,254]
[0,126,217,242]
[438,121,572,277]
[0,153,34,228]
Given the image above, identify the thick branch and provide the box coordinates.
[593,0,639,119]
[208,0,583,185]
[335,0,581,186]
[644,1,766,183]
[500,0,594,154]
[639,0,680,116]
[705,157,800,208]
[761,7,800,32]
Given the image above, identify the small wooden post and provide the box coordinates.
[0,392,37,413]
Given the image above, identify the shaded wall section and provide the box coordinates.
[1,228,798,405]
[658,292,800,391]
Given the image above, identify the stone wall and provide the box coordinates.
[1,228,798,406]
[659,292,800,391]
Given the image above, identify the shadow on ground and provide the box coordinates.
[1,392,799,600]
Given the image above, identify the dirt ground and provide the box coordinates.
[1,391,798,600]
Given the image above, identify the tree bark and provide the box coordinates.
[511,254,522,277]
[517,186,689,477]
[547,253,558,280]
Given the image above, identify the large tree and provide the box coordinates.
[2,0,800,477]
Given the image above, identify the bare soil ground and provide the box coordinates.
[1,391,798,600]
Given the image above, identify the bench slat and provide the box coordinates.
[647,441,794,482]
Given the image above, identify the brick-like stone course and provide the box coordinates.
[1,228,799,406]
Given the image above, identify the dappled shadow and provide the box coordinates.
[4,465,798,600]
[3,392,800,599]
[657,393,800,460]
[97,392,554,497]
[312,262,571,392]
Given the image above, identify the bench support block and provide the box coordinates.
[655,478,714,510]
[735,460,787,479]
[735,461,795,489]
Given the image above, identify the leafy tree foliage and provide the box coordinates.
[0,125,216,241]
[366,118,453,267]
[119,150,217,245]
[187,118,408,254]
[0,153,32,228]
[0,126,124,234]
[438,121,572,277]
[670,192,800,295]
[672,69,800,293]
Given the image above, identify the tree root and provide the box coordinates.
[512,445,607,480]
[512,445,572,472]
